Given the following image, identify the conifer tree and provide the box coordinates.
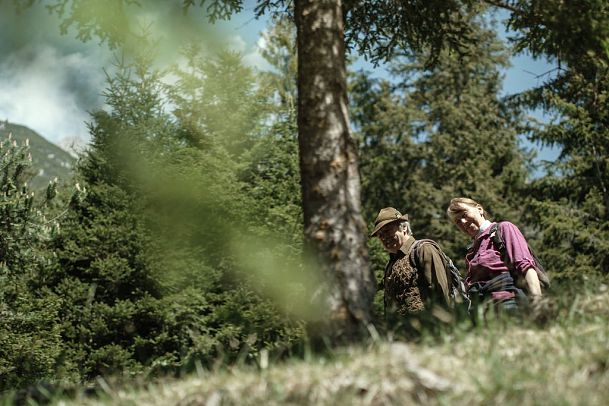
[163,45,306,359]
[0,135,70,390]
[241,15,302,252]
[43,50,301,379]
[48,57,178,379]
[495,0,609,277]
[353,19,530,263]
[517,44,609,278]
[401,21,529,251]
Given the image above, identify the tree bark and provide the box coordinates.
[294,0,375,340]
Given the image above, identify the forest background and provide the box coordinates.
[1,0,609,402]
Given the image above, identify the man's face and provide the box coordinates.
[377,222,407,254]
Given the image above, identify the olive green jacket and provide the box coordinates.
[384,236,451,315]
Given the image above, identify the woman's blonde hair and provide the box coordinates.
[446,197,486,221]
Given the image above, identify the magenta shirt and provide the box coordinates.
[464,221,537,290]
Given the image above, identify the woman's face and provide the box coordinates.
[452,203,486,238]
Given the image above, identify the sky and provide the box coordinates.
[0,1,558,161]
[0,1,267,152]
[0,3,108,151]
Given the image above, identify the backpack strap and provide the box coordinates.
[489,222,521,285]
[409,239,470,306]
[489,223,510,270]
[407,239,437,271]
[489,222,550,291]
[407,240,427,290]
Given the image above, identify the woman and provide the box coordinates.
[446,197,541,310]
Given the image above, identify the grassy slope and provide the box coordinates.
[55,285,609,406]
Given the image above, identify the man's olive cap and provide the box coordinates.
[370,207,409,237]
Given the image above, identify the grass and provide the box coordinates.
[8,284,609,405]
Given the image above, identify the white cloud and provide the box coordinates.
[0,9,272,148]
[242,33,273,72]
[227,34,248,53]
[243,49,272,72]
[0,44,106,145]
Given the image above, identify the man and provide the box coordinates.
[370,207,452,317]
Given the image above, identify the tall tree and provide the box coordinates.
[241,15,302,249]
[500,1,609,277]
[294,0,374,339]
[156,47,307,361]
[49,58,176,379]
[397,20,530,251]
[352,18,530,265]
[49,50,305,379]
[523,64,609,277]
[484,1,609,277]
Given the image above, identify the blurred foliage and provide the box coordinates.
[0,26,310,389]
[41,0,241,51]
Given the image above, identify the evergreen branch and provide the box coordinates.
[480,0,522,15]
[37,207,71,226]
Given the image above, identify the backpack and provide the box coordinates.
[409,239,470,306]
[488,222,551,294]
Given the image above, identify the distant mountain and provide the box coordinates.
[57,135,88,157]
[0,121,77,189]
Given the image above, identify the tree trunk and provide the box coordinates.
[294,0,375,341]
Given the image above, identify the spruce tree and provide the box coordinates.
[48,57,178,379]
[0,135,72,390]
[520,50,609,278]
[47,51,302,378]
[400,21,530,253]
[353,19,530,264]
[163,45,306,360]
[240,15,303,253]
[498,0,609,278]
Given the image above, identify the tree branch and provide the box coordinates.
[481,0,521,15]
